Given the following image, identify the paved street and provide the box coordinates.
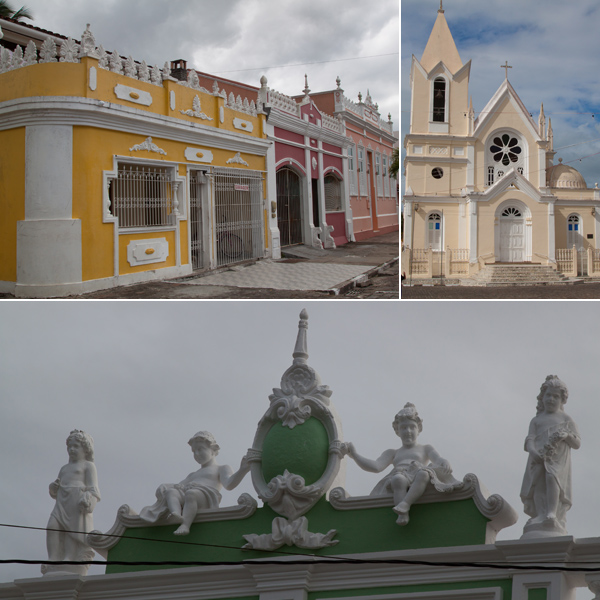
[402,281,600,299]
[1,232,398,300]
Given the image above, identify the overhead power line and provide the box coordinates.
[2,523,600,573]
[213,52,399,74]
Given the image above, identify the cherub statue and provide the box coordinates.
[346,403,460,525]
[520,375,580,535]
[140,431,250,535]
[44,430,100,575]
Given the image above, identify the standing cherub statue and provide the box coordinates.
[346,403,460,525]
[140,431,250,535]
[44,430,100,575]
[520,375,580,537]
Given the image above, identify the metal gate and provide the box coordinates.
[276,168,303,246]
[189,171,205,270]
[213,167,264,267]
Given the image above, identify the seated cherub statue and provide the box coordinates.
[140,431,250,535]
[346,403,459,525]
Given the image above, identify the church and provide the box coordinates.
[402,4,600,281]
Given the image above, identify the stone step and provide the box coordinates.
[472,264,569,286]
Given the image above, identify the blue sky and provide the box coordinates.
[401,0,600,190]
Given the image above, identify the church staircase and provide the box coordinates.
[471,263,571,286]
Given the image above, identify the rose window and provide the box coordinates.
[490,134,522,166]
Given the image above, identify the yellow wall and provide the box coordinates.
[0,128,26,282]
[118,230,177,274]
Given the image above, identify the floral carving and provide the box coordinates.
[124,56,137,78]
[109,50,123,74]
[138,60,150,83]
[59,38,79,63]
[226,152,249,167]
[180,95,213,120]
[129,137,167,156]
[150,65,162,86]
[10,45,23,69]
[39,37,58,63]
[23,41,37,66]
[97,45,109,70]
[80,24,98,58]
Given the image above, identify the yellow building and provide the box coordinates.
[0,22,270,297]
[402,6,600,280]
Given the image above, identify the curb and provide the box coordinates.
[328,257,399,296]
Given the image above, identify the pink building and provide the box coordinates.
[308,79,398,241]
[259,76,353,255]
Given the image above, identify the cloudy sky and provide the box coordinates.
[401,0,600,192]
[12,0,398,127]
[1,301,599,599]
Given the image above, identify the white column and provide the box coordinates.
[17,125,82,287]
[468,199,478,263]
[547,201,556,262]
[341,145,355,242]
[466,145,475,192]
[263,119,280,259]
[403,201,413,247]
[317,142,335,248]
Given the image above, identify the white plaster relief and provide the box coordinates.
[114,84,153,106]
[185,148,214,163]
[39,37,58,63]
[233,117,254,133]
[219,106,224,123]
[88,494,258,555]
[169,90,176,111]
[243,515,338,551]
[226,152,249,167]
[59,38,79,63]
[127,238,169,266]
[180,95,212,120]
[79,24,98,58]
[129,137,167,155]
[89,66,97,91]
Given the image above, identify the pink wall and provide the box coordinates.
[326,212,348,245]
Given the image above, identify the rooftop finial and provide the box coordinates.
[303,74,310,96]
[292,309,309,364]
[438,0,444,13]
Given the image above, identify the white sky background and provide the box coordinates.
[401,0,600,193]
[1,301,600,600]
[15,0,399,127]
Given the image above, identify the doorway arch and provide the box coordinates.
[276,167,303,247]
[495,200,532,262]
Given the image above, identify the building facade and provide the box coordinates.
[0,21,270,297]
[308,81,399,241]
[402,6,600,280]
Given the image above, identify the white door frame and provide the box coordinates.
[494,199,532,262]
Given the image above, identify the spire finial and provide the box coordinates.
[303,74,310,96]
[293,309,309,364]
[438,0,444,13]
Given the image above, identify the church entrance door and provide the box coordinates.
[499,207,525,262]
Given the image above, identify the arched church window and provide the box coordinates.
[501,207,522,217]
[490,134,522,166]
[433,78,446,122]
[567,214,582,249]
[427,212,442,250]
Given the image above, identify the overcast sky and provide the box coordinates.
[1,301,599,599]
[13,0,398,127]
[401,0,600,192]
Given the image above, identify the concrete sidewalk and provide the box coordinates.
[0,230,398,299]
[175,230,399,294]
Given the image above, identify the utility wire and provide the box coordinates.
[2,523,600,572]
[213,53,399,74]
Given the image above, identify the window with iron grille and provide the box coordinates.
[376,153,383,196]
[324,175,342,212]
[108,164,176,228]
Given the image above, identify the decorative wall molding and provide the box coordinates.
[114,84,153,107]
[129,136,167,155]
[185,147,214,163]
[127,238,169,266]
[233,117,254,133]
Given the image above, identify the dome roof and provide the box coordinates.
[548,159,587,189]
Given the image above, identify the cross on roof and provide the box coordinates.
[501,61,512,79]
